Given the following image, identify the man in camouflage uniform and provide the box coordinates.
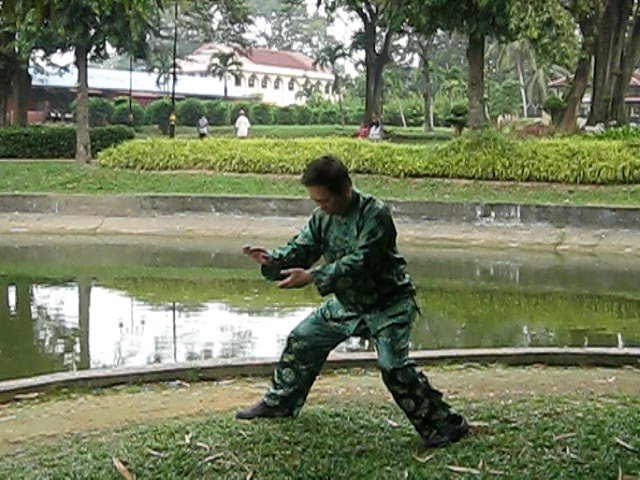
[237,155,468,448]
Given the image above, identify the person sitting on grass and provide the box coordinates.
[237,155,469,449]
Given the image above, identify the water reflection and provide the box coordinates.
[1,239,639,381]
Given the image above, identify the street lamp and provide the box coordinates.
[169,0,178,138]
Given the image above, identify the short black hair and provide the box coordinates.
[301,155,352,195]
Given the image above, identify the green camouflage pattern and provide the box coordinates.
[260,188,456,439]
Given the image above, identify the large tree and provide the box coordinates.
[50,0,161,164]
[246,0,331,57]
[406,0,513,129]
[0,0,58,126]
[320,1,407,124]
[588,0,640,125]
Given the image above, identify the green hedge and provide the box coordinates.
[97,129,640,184]
[0,125,135,158]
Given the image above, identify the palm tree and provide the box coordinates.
[207,51,243,99]
[314,42,350,125]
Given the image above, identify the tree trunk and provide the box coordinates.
[75,44,91,164]
[365,56,384,124]
[12,63,30,126]
[420,39,434,131]
[338,92,345,126]
[515,50,528,118]
[559,11,599,132]
[612,13,640,124]
[0,93,7,127]
[558,56,592,133]
[467,34,487,129]
[588,0,631,125]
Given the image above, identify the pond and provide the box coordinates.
[1,236,639,381]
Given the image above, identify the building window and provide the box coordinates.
[274,78,281,90]
[324,83,331,94]
[234,75,242,87]
[314,81,322,92]
[248,75,257,88]
[261,76,269,89]
[288,79,296,91]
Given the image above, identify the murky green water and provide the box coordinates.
[1,236,639,381]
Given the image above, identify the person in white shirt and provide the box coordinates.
[197,115,209,138]
[235,109,251,138]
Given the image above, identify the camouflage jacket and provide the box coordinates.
[262,188,415,318]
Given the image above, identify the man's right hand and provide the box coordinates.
[242,245,272,265]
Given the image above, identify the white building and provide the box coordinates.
[178,44,335,106]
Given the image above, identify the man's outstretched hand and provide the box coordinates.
[278,268,313,289]
[242,245,272,265]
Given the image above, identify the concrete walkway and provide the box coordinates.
[1,193,639,253]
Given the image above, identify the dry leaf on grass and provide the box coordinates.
[195,442,211,452]
[447,465,481,475]
[553,433,577,441]
[144,447,168,458]
[246,472,255,480]
[412,453,435,463]
[615,437,638,453]
[112,457,135,480]
[386,418,400,428]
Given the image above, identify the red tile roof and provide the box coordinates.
[242,47,318,71]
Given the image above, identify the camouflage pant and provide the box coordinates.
[264,297,455,439]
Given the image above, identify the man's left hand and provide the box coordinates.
[278,268,313,289]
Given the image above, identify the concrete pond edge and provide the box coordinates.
[1,193,640,230]
[1,347,638,404]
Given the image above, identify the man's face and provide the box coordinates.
[307,185,352,215]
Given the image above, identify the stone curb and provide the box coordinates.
[1,348,638,404]
[1,193,640,230]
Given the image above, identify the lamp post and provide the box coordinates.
[169,0,178,138]
[128,55,134,126]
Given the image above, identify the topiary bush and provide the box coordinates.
[543,95,566,126]
[276,106,297,125]
[144,99,173,134]
[97,129,640,184]
[293,105,314,124]
[177,98,205,126]
[111,102,145,126]
[203,100,230,125]
[250,103,276,125]
[70,97,115,127]
[0,125,134,158]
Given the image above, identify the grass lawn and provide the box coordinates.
[135,124,453,142]
[1,161,640,206]
[0,394,638,479]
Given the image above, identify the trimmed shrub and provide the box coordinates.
[0,125,134,158]
[177,98,205,126]
[144,99,173,134]
[250,103,276,125]
[111,103,145,126]
[70,97,114,127]
[543,96,566,125]
[276,106,297,125]
[91,126,136,154]
[316,104,341,124]
[97,129,640,184]
[293,105,314,124]
[203,100,230,125]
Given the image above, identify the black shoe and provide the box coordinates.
[235,400,292,420]
[422,414,469,449]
